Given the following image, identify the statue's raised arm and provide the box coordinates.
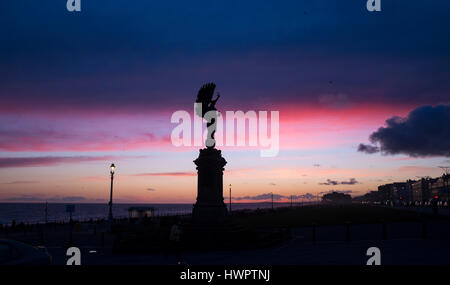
[210,92,220,109]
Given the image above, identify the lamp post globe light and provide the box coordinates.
[108,163,115,232]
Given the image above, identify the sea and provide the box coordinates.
[0,202,300,225]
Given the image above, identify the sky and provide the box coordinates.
[0,0,449,203]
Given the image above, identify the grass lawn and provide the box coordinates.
[235,204,437,228]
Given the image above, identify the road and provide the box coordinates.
[46,220,450,265]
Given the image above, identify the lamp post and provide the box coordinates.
[271,192,274,210]
[108,163,115,232]
[229,184,232,213]
[44,201,48,224]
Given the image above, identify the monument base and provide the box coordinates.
[192,147,228,224]
[192,203,228,224]
[181,220,252,250]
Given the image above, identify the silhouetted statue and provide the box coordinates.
[182,84,251,250]
[195,83,220,148]
[192,83,227,223]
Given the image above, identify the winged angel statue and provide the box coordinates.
[195,83,221,148]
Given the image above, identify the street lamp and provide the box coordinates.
[108,163,115,232]
[271,192,274,210]
[229,184,232,213]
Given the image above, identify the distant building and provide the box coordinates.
[377,184,392,202]
[377,182,410,203]
[411,178,430,202]
[429,175,450,201]
[397,181,413,202]
[353,190,380,203]
[322,192,352,204]
[127,206,155,221]
[355,174,449,204]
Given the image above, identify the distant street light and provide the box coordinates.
[108,163,115,232]
[229,184,232,213]
[45,201,48,224]
[271,192,274,210]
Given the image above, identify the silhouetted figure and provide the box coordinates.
[165,220,182,263]
[431,199,439,216]
[195,83,220,148]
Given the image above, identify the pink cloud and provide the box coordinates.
[132,172,196,177]
[0,102,417,153]
[0,155,145,168]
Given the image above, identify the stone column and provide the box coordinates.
[192,148,228,223]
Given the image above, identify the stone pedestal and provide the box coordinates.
[192,147,228,223]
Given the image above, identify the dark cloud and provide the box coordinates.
[234,193,285,201]
[313,164,321,167]
[357,144,380,154]
[359,105,450,157]
[268,182,276,186]
[233,192,320,201]
[146,188,156,191]
[319,178,359,185]
[3,195,86,202]
[134,172,195,177]
[340,178,359,185]
[1,180,38,185]
[294,193,320,200]
[2,195,42,202]
[319,190,355,195]
[319,179,339,186]
[0,156,120,168]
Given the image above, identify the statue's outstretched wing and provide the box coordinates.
[195,83,216,117]
[196,83,216,103]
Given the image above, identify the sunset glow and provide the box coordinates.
[1,1,449,203]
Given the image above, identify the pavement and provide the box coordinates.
[41,220,450,265]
